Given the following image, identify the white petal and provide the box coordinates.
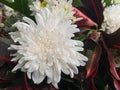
[13,22,30,32]
[61,66,70,75]
[27,72,32,79]
[24,62,30,69]
[23,17,36,28]
[9,45,21,50]
[68,63,78,74]
[32,71,45,84]
[45,67,53,79]
[77,53,88,62]
[9,32,21,42]
[74,47,84,51]
[53,62,61,83]
[78,60,86,66]
[10,53,18,56]
[35,13,45,27]
[52,83,58,89]
[68,68,74,78]
[11,54,22,61]
[12,62,25,71]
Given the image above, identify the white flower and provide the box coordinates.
[111,0,120,4]
[9,1,87,89]
[101,0,120,6]
[4,5,14,17]
[49,0,75,20]
[30,0,77,21]
[101,0,106,7]
[102,4,120,34]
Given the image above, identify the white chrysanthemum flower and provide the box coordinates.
[4,5,14,17]
[111,0,120,4]
[101,4,120,34]
[101,0,120,6]
[101,0,106,7]
[30,0,77,21]
[9,1,87,89]
[49,0,75,20]
[29,0,43,12]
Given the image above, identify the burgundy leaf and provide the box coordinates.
[85,31,102,90]
[80,0,104,28]
[102,29,120,49]
[24,73,30,90]
[91,76,97,90]
[73,7,96,27]
[116,68,120,77]
[100,35,120,89]
[101,35,120,80]
[0,77,11,81]
[0,56,11,62]
[113,78,120,90]
[86,31,101,78]
[114,45,120,49]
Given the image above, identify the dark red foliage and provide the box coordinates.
[73,7,96,28]
[100,34,120,89]
[84,31,101,90]
[102,29,120,49]
[74,0,120,89]
[83,31,120,90]
[79,0,104,28]
[86,32,101,79]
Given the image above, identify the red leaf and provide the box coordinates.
[73,7,96,27]
[85,31,101,90]
[86,31,101,78]
[100,35,120,89]
[102,29,120,49]
[101,35,120,80]
[80,0,104,28]
[114,45,120,49]
[113,79,120,90]
[116,68,120,77]
[0,56,11,62]
[24,73,30,90]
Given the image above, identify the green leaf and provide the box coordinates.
[73,0,82,7]
[104,0,111,7]
[74,30,94,41]
[0,0,32,17]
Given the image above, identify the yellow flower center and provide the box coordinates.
[64,5,69,11]
[40,1,48,8]
[104,17,108,22]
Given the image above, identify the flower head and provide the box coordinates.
[102,4,120,34]
[30,0,76,21]
[9,0,87,89]
[111,0,120,4]
[4,5,14,17]
[101,0,120,7]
